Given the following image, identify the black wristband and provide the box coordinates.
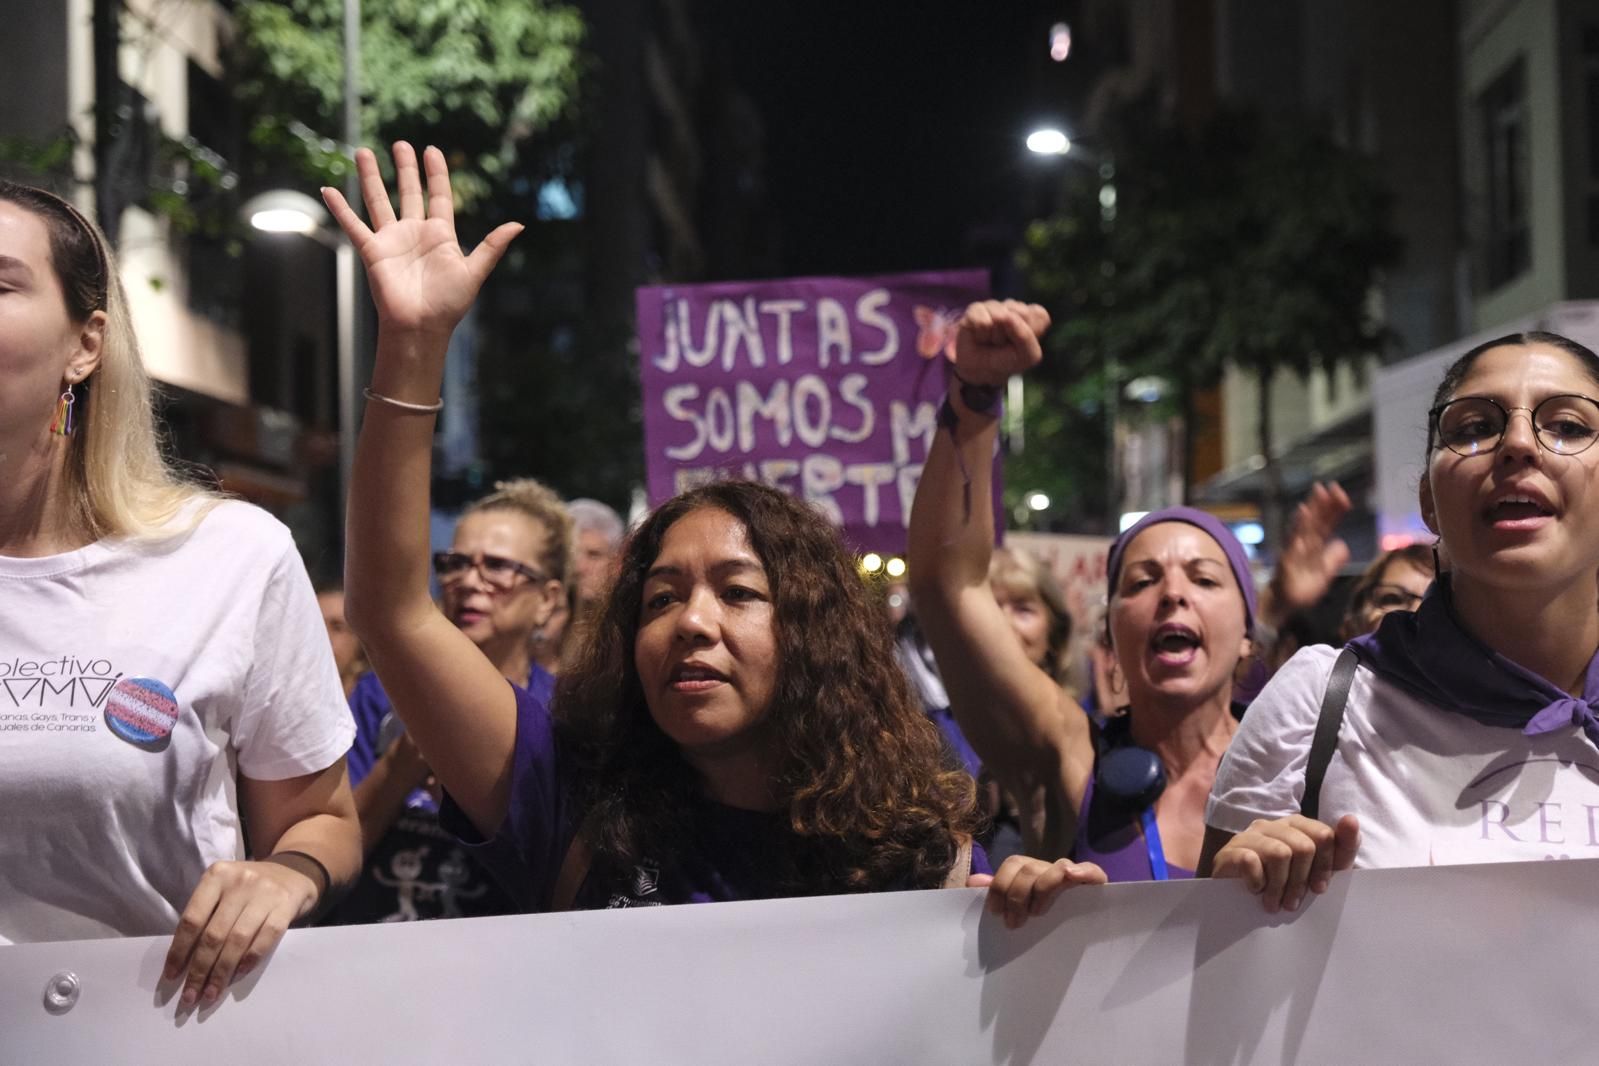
[266,850,331,900]
[948,365,1002,415]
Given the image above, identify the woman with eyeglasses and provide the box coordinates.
[329,478,570,924]
[336,145,981,913]
[0,182,360,1005]
[1336,544,1436,642]
[1202,331,1599,911]
[1250,485,1436,666]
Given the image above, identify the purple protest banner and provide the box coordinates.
[636,271,992,554]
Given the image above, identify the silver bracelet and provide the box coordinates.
[363,387,443,413]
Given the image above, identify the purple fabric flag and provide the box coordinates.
[636,271,992,554]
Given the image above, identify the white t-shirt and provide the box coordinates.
[1208,644,1599,868]
[0,500,355,943]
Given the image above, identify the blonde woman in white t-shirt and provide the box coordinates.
[1201,331,1599,910]
[0,182,360,1007]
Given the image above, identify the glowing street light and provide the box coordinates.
[242,190,329,236]
[1026,128,1071,156]
[241,185,354,532]
[1049,22,1072,62]
[1026,492,1051,512]
[885,557,907,578]
[861,553,884,574]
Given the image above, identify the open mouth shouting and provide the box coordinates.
[1150,623,1202,667]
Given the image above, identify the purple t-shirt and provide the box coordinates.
[326,665,556,925]
[1071,769,1194,883]
[441,684,988,910]
[346,664,555,808]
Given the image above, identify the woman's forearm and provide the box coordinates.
[324,145,524,837]
[351,743,430,855]
[906,391,1001,600]
[344,328,449,638]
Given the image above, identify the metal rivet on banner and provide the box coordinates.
[42,971,80,1014]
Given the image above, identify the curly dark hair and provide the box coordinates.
[554,480,979,894]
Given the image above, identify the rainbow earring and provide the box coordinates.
[49,383,76,436]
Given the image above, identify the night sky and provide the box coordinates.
[710,1,1087,286]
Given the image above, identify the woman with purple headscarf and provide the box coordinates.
[909,300,1260,925]
[1202,331,1599,912]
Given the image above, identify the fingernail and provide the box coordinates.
[202,984,220,1004]
[1312,878,1330,893]
[235,959,255,980]
[163,963,179,981]
[181,986,198,1007]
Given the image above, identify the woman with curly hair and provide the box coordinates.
[335,144,980,909]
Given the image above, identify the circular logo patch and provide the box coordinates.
[103,677,180,752]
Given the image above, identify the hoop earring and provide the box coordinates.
[49,384,76,437]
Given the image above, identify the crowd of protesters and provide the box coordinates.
[4,144,1599,1012]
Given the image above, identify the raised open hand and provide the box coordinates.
[321,143,522,341]
[1268,480,1352,621]
[951,299,1051,387]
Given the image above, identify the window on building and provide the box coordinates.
[1480,58,1530,289]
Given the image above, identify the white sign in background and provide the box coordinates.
[1,860,1590,1064]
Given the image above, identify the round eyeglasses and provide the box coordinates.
[1366,584,1425,612]
[431,551,545,590]
[1428,393,1599,457]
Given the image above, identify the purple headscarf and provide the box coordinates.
[1105,506,1258,634]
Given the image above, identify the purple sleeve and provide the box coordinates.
[970,839,993,877]
[928,706,983,779]
[439,683,579,911]
[343,671,392,788]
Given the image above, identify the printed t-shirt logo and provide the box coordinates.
[103,677,181,752]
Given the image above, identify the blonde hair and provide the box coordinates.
[1,182,217,541]
[988,546,1073,686]
[463,478,573,588]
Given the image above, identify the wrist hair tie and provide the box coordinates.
[364,387,443,413]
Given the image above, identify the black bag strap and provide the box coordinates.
[1301,649,1358,821]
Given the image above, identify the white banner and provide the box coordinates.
[2,859,1592,1064]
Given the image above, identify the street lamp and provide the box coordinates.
[242,188,356,531]
[1026,128,1071,156]
[242,190,330,237]
[239,0,362,543]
